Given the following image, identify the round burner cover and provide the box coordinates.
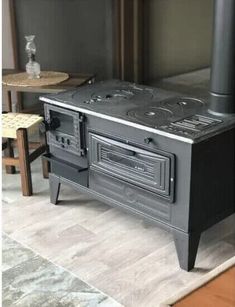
[160,97,204,110]
[127,107,173,125]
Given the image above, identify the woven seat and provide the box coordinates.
[2,113,43,138]
[2,112,48,196]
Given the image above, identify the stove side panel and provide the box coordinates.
[190,128,235,233]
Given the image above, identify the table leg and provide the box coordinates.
[17,92,23,111]
[6,91,12,112]
[17,128,32,196]
[4,138,16,174]
[39,129,50,178]
[6,90,23,112]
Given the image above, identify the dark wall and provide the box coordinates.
[15,0,114,80]
[14,0,114,108]
[144,0,213,81]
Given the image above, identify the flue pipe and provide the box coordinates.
[209,0,235,114]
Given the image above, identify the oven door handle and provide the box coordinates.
[39,118,60,133]
[109,145,135,157]
[43,153,88,172]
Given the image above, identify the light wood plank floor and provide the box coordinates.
[2,158,235,307]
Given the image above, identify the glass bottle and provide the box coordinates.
[25,35,41,79]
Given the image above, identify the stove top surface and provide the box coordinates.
[40,80,235,143]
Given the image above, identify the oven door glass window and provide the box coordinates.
[50,110,74,136]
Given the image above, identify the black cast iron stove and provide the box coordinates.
[40,0,235,271]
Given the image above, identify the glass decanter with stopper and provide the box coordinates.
[25,35,41,79]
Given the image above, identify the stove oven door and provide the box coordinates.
[89,133,175,207]
[44,104,85,157]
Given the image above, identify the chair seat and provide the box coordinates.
[2,113,43,139]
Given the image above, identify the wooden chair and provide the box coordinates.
[2,113,49,196]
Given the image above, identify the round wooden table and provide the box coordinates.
[2,69,95,112]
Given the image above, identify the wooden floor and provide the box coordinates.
[174,266,235,307]
[2,158,235,307]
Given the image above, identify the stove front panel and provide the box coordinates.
[86,114,192,231]
[89,133,175,202]
[89,168,171,222]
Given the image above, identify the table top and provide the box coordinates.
[2,69,95,94]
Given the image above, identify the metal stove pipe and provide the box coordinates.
[209,0,235,115]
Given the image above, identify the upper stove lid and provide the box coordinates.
[40,80,235,144]
[69,81,154,105]
[78,85,153,104]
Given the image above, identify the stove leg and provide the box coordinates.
[173,230,201,271]
[49,174,61,205]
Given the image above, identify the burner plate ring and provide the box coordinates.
[127,107,173,125]
[160,97,204,110]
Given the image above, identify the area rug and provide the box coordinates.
[2,233,123,307]
[159,256,235,307]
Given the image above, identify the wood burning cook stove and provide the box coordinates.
[40,0,235,271]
